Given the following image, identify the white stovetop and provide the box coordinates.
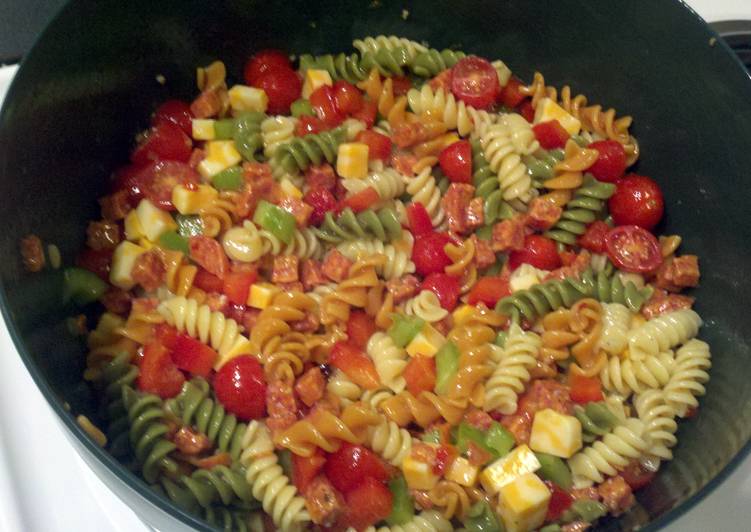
[1,2,750,529]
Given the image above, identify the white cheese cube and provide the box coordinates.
[110,241,147,290]
[403,452,440,491]
[481,444,540,495]
[529,408,583,459]
[498,473,551,532]
[445,457,479,487]
[534,97,581,136]
[124,210,145,241]
[191,119,216,140]
[198,140,242,178]
[172,184,219,215]
[509,263,547,293]
[302,69,333,99]
[135,199,177,242]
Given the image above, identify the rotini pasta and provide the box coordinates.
[627,309,702,360]
[600,350,676,397]
[663,339,711,417]
[337,239,415,280]
[403,166,446,228]
[598,302,631,356]
[342,167,405,202]
[402,290,448,323]
[479,117,534,202]
[484,324,541,414]
[313,207,402,244]
[367,331,409,392]
[367,417,412,466]
[261,115,297,158]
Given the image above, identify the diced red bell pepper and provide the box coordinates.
[545,482,574,522]
[340,186,379,213]
[403,355,437,396]
[569,373,604,404]
[222,270,258,305]
[137,341,186,399]
[329,342,381,390]
[292,449,326,493]
[468,276,511,307]
[170,334,218,378]
[356,130,392,161]
[346,311,377,350]
[532,120,570,150]
[499,77,528,108]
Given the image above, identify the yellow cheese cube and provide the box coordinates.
[402,453,440,491]
[509,263,545,293]
[228,84,268,113]
[445,457,479,487]
[451,304,475,325]
[498,473,551,532]
[135,199,177,242]
[110,241,147,290]
[406,323,446,358]
[279,178,303,199]
[529,408,583,459]
[198,140,242,178]
[172,184,219,215]
[302,69,333,99]
[138,238,155,250]
[191,119,216,141]
[248,283,281,309]
[336,143,369,180]
[481,444,541,495]
[534,97,581,136]
[124,210,145,241]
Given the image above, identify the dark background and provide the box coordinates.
[0,0,66,62]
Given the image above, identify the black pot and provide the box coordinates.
[1,0,750,530]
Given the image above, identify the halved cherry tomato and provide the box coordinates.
[412,232,453,276]
[76,248,113,281]
[439,140,472,183]
[352,100,377,128]
[421,272,461,311]
[578,220,610,254]
[193,268,224,293]
[330,342,381,390]
[112,162,149,202]
[517,100,535,123]
[213,355,267,420]
[406,203,434,236]
[309,85,345,128]
[137,160,200,210]
[244,49,292,86]
[223,270,257,305]
[403,355,436,396]
[304,187,338,225]
[450,56,500,110]
[509,235,562,271]
[254,67,302,115]
[588,140,627,183]
[152,99,193,135]
[189,235,229,278]
[131,121,192,165]
[324,443,390,494]
[296,115,325,136]
[604,225,661,273]
[569,373,604,404]
[292,449,326,493]
[339,477,393,531]
[333,80,364,114]
[391,76,412,96]
[499,76,528,108]
[347,311,377,350]
[340,186,379,213]
[468,276,510,307]
[170,334,218,378]
[532,120,570,150]
[545,482,574,521]
[620,460,657,491]
[356,130,392,160]
[608,174,664,230]
[138,341,185,399]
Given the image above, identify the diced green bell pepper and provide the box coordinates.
[535,452,573,490]
[291,98,315,118]
[211,166,244,191]
[435,341,460,394]
[463,501,504,532]
[387,314,424,348]
[386,477,414,525]
[175,214,204,237]
[562,499,607,523]
[158,230,190,254]
[62,267,108,306]
[422,429,441,444]
[252,200,296,244]
[485,422,515,457]
[213,118,236,140]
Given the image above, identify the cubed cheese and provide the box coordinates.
[228,85,268,113]
[497,473,551,532]
[481,444,540,495]
[402,452,440,491]
[191,118,216,140]
[302,69,333,99]
[445,457,479,487]
[124,210,145,241]
[336,143,369,180]
[248,283,281,309]
[135,199,177,242]
[110,241,147,290]
[406,323,446,358]
[198,140,242,178]
[529,408,583,459]
[279,178,303,199]
[172,184,219,215]
[451,304,474,325]
[534,97,581,136]
[509,263,547,293]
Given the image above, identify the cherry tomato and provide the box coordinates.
[545,482,574,522]
[304,187,338,225]
[222,270,257,305]
[406,203,434,236]
[244,49,292,86]
[76,248,113,281]
[467,276,511,307]
[577,220,610,254]
[292,449,326,493]
[296,114,325,136]
[213,356,267,420]
[189,235,229,278]
[411,232,453,276]
[509,235,562,271]
[352,100,377,128]
[333,80,364,114]
[137,341,185,399]
[324,443,390,494]
[604,225,661,273]
[403,355,436,396]
[347,311,377,350]
[588,140,627,183]
[620,460,657,491]
[438,140,472,183]
[517,100,535,123]
[170,334,218,378]
[499,76,528,108]
[152,99,193,135]
[450,56,500,110]
[390,76,412,96]
[356,130,392,160]
[309,85,345,128]
[254,67,302,115]
[569,373,604,404]
[193,268,224,293]
[329,342,380,390]
[137,160,200,210]
[340,478,393,531]
[340,186,379,213]
[421,272,461,311]
[131,121,192,165]
[608,174,665,230]
[532,120,570,150]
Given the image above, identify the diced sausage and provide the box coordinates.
[204,292,228,313]
[464,410,494,430]
[386,274,420,304]
[465,197,485,231]
[491,216,526,252]
[321,250,352,282]
[544,250,591,282]
[292,312,320,333]
[304,475,345,527]
[500,379,573,444]
[243,162,281,204]
[190,88,223,118]
[441,183,475,234]
[100,288,132,316]
[189,236,229,278]
[131,250,166,292]
[305,164,337,191]
[242,308,261,331]
[526,197,562,231]
[86,221,121,251]
[471,235,496,270]
[99,190,132,221]
[597,476,635,516]
[428,69,452,92]
[570,487,601,502]
[272,255,300,283]
[500,410,533,445]
[279,281,305,293]
[301,259,327,290]
[641,289,694,319]
[390,152,419,177]
[654,255,700,292]
[295,367,326,407]
[266,380,299,435]
[172,426,212,455]
[20,234,45,272]
[278,197,313,227]
[187,147,205,169]
[561,522,592,532]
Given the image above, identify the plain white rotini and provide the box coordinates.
[402,290,448,323]
[259,226,323,260]
[341,117,367,141]
[479,121,533,202]
[599,303,632,355]
[663,339,711,417]
[634,389,678,460]
[367,332,409,392]
[361,388,396,413]
[327,369,364,405]
[403,166,446,228]
[483,324,541,414]
[158,296,251,368]
[307,283,337,308]
[568,417,648,487]
[261,115,297,158]
[343,167,405,201]
[352,35,427,59]
[499,113,540,155]
[627,309,702,360]
[357,510,452,532]
[221,220,265,262]
[406,85,497,137]
[491,59,512,86]
[367,418,412,466]
[241,421,310,531]
[600,350,675,397]
[337,240,416,280]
